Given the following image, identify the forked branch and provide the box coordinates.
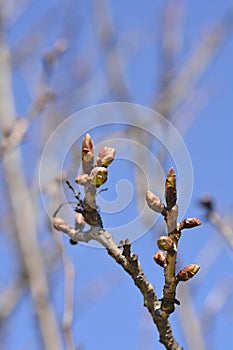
[53,134,202,349]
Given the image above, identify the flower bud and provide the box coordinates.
[153,251,167,267]
[96,147,116,167]
[90,167,108,187]
[157,236,174,251]
[75,213,85,230]
[75,174,90,186]
[145,191,165,214]
[179,217,202,230]
[176,264,200,282]
[165,167,177,209]
[53,217,66,230]
[82,133,94,174]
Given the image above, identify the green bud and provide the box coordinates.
[90,167,108,187]
[157,236,174,251]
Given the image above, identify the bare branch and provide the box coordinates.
[0,274,26,323]
[54,218,182,350]
[0,20,63,349]
[54,136,204,349]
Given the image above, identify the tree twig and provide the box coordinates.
[53,219,182,349]
[53,135,202,349]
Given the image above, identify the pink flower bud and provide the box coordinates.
[179,217,202,230]
[75,213,85,229]
[176,264,200,282]
[153,251,167,267]
[145,191,165,214]
[96,147,116,167]
[53,217,66,230]
[75,174,90,185]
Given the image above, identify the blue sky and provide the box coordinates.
[1,1,233,349]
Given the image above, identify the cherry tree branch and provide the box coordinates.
[53,134,202,349]
[53,218,182,350]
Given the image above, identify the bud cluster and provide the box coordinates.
[148,168,201,286]
[77,134,116,188]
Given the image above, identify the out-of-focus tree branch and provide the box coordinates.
[0,14,63,350]
[0,274,26,323]
[200,278,233,333]
[0,240,62,325]
[92,0,133,101]
[200,196,233,250]
[155,10,233,116]
[178,284,206,350]
[62,251,76,350]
